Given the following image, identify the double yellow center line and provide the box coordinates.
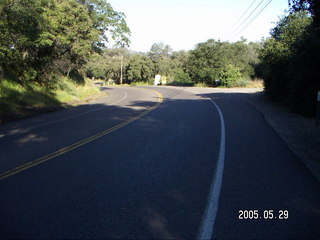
[0,89,163,181]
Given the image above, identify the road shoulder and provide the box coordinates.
[189,86,320,183]
[245,90,320,182]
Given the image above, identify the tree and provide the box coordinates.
[289,0,320,25]
[0,0,131,85]
[126,54,154,83]
[76,0,131,48]
[148,42,172,62]
[45,0,100,79]
[147,42,173,75]
[85,53,108,79]
[168,50,191,83]
[0,0,51,83]
[186,39,225,84]
[259,10,319,116]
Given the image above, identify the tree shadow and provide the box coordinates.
[0,91,220,238]
[2,88,317,239]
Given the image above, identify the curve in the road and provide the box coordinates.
[2,90,129,137]
[0,89,163,181]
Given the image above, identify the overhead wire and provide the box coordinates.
[227,0,273,41]
[223,0,266,41]
[223,0,258,37]
[225,0,265,39]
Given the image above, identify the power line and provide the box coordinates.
[224,0,257,37]
[228,0,272,41]
[224,0,265,40]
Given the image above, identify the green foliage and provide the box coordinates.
[172,68,192,83]
[186,39,257,85]
[84,40,260,88]
[289,0,320,26]
[194,82,209,87]
[148,42,172,62]
[147,42,173,75]
[126,54,154,83]
[130,81,152,86]
[54,77,100,103]
[0,0,130,84]
[186,40,224,84]
[85,54,108,79]
[0,77,99,120]
[0,0,130,116]
[220,64,242,87]
[168,68,194,86]
[0,79,58,118]
[235,78,251,88]
[259,10,319,116]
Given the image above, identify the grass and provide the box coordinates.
[130,81,152,86]
[215,78,264,88]
[0,78,100,122]
[55,77,100,103]
[194,82,209,87]
[243,78,264,88]
[167,78,264,88]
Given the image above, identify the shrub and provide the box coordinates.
[220,64,242,87]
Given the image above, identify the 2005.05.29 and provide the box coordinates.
[239,210,289,220]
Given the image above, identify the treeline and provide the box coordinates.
[258,0,320,117]
[85,40,261,88]
[1,0,319,118]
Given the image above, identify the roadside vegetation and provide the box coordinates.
[86,40,263,88]
[0,78,100,119]
[1,0,318,119]
[257,0,320,117]
[0,0,130,121]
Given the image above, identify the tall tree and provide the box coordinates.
[126,54,154,83]
[0,0,131,84]
[147,42,173,75]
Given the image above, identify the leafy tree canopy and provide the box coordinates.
[0,0,130,84]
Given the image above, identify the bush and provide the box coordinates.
[130,81,152,86]
[235,78,250,87]
[167,69,194,86]
[194,82,209,87]
[220,64,242,87]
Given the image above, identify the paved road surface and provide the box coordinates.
[0,86,319,239]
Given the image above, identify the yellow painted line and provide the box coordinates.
[0,89,163,181]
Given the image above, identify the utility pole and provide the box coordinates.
[112,54,124,85]
[120,55,123,85]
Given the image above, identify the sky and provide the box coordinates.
[107,0,289,52]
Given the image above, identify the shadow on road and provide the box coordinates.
[1,89,320,239]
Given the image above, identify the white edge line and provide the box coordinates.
[189,90,226,240]
[5,90,128,136]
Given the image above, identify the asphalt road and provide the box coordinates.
[0,86,319,239]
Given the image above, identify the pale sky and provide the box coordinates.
[107,0,289,52]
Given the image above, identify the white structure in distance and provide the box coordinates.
[154,74,161,86]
